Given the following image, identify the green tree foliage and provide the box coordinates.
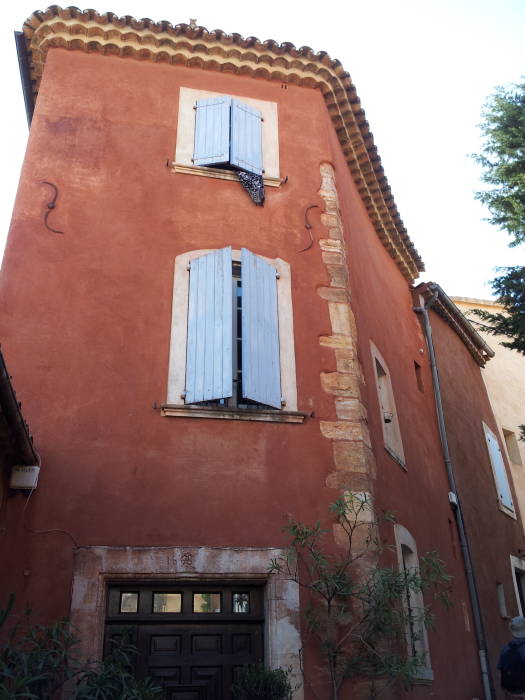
[231,663,292,700]
[0,611,163,700]
[269,495,452,700]
[474,81,525,245]
[472,80,525,356]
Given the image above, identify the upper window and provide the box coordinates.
[165,248,299,421]
[193,97,262,175]
[371,343,405,466]
[483,422,515,515]
[503,428,523,466]
[173,88,280,186]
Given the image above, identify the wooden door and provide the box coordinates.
[104,583,264,700]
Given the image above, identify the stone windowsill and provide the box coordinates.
[172,163,281,188]
[385,445,407,470]
[161,404,306,423]
[499,502,517,520]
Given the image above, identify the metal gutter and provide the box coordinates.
[413,294,494,700]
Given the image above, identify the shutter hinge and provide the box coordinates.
[181,391,187,398]
[281,396,286,407]
[187,263,191,271]
[275,271,280,279]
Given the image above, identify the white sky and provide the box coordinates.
[2,0,524,298]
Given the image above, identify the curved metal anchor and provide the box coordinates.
[41,180,64,235]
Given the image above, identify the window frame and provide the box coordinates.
[173,87,281,187]
[510,555,525,616]
[483,422,516,517]
[165,248,300,421]
[370,342,405,466]
[394,524,433,681]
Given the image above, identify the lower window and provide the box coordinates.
[105,582,264,699]
[166,248,298,415]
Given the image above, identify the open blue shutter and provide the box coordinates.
[241,248,281,408]
[193,97,231,167]
[485,427,514,510]
[230,100,263,175]
[185,248,233,403]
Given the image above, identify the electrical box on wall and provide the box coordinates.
[10,465,40,490]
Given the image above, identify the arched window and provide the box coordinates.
[394,524,433,680]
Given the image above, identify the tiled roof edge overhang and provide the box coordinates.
[451,296,504,310]
[414,282,495,367]
[20,5,424,282]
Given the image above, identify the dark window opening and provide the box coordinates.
[414,361,424,393]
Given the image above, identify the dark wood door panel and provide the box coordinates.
[105,584,264,700]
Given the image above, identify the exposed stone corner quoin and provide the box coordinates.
[317,163,376,512]
[21,5,423,283]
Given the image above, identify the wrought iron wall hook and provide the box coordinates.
[40,180,64,234]
[298,204,319,252]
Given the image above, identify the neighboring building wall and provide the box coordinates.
[454,297,525,528]
[426,302,524,697]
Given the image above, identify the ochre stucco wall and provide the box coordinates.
[0,45,518,699]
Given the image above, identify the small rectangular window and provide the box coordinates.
[120,592,138,614]
[193,593,222,613]
[371,343,405,466]
[233,593,250,613]
[153,593,182,613]
[483,423,514,513]
[504,429,523,466]
[414,361,424,393]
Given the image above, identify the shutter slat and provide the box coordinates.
[230,100,263,175]
[193,97,231,166]
[241,248,281,408]
[485,427,514,510]
[185,248,233,403]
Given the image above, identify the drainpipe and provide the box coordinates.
[414,293,494,700]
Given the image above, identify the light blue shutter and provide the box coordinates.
[193,97,231,167]
[185,248,233,403]
[485,427,514,510]
[230,100,263,175]
[241,248,281,408]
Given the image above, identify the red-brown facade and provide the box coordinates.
[1,8,522,700]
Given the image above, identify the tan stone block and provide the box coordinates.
[326,264,348,287]
[325,471,372,492]
[328,226,343,240]
[320,420,364,441]
[320,371,359,397]
[320,213,339,228]
[328,302,352,335]
[332,440,376,476]
[334,398,362,421]
[332,523,349,548]
[317,286,348,303]
[334,348,357,374]
[319,334,354,349]
[321,251,344,266]
[319,238,344,253]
